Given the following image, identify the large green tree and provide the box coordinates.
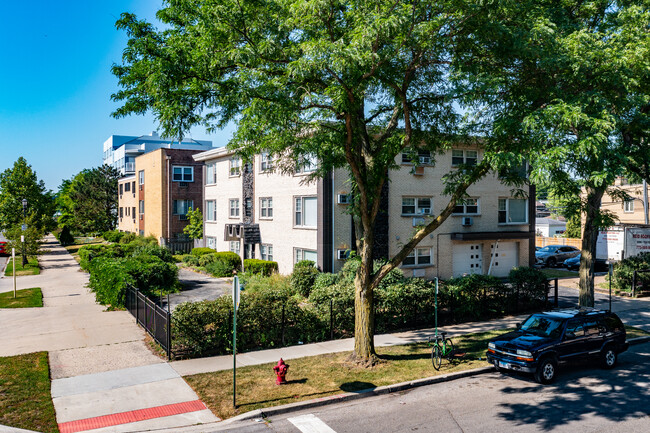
[0,157,56,235]
[57,165,120,234]
[112,0,558,362]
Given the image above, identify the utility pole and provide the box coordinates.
[21,199,27,267]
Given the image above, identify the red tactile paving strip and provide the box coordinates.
[58,400,210,433]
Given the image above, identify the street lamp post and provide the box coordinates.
[21,198,27,267]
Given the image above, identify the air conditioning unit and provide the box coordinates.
[412,217,426,227]
[410,166,425,176]
[419,208,431,215]
[337,194,350,205]
[179,182,188,187]
[462,217,473,226]
[179,215,188,221]
[140,215,143,220]
[337,249,349,260]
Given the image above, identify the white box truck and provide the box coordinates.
[596,225,650,262]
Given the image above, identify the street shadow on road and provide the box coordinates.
[496,353,650,429]
[340,381,377,392]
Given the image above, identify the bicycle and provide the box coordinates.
[430,331,455,370]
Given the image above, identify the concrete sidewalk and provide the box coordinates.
[0,236,219,433]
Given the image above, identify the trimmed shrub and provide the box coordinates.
[172,254,184,263]
[205,260,233,277]
[182,254,200,266]
[87,257,131,307]
[59,225,75,246]
[124,254,178,297]
[213,252,242,271]
[132,244,173,263]
[509,267,548,308]
[241,273,291,295]
[308,281,355,336]
[290,260,320,297]
[375,277,436,332]
[445,274,507,320]
[198,253,219,267]
[119,233,137,244]
[191,247,216,257]
[102,230,124,243]
[244,259,278,276]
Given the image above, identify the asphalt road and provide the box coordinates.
[211,341,650,433]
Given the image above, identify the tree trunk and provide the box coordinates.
[352,229,377,364]
[579,185,606,307]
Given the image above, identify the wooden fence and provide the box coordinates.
[535,236,582,249]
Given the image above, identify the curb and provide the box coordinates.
[224,365,495,424]
[221,337,650,425]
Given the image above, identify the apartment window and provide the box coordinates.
[119,184,123,196]
[295,248,317,263]
[260,197,273,218]
[451,149,478,166]
[498,198,528,224]
[296,154,318,174]
[206,163,217,185]
[206,237,216,250]
[403,247,432,266]
[624,199,634,213]
[119,207,123,218]
[453,198,479,215]
[125,182,131,192]
[131,181,136,194]
[205,200,217,222]
[295,196,317,227]
[126,207,130,216]
[230,157,241,176]
[132,207,136,220]
[260,152,273,172]
[229,199,240,218]
[401,149,432,165]
[402,197,432,216]
[139,200,144,214]
[172,166,193,182]
[138,170,144,186]
[260,244,273,261]
[173,199,193,216]
[244,198,252,217]
[230,241,241,255]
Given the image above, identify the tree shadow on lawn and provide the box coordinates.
[496,353,650,430]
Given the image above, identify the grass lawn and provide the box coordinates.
[4,256,40,276]
[0,288,43,308]
[0,352,58,433]
[540,268,579,279]
[625,325,650,339]
[186,329,507,420]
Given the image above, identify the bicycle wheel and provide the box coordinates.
[444,338,455,360]
[432,344,442,370]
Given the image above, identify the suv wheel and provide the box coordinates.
[601,346,617,369]
[535,357,557,384]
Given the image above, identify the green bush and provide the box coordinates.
[308,281,356,336]
[205,260,233,277]
[198,253,220,267]
[102,230,124,243]
[612,252,650,293]
[172,254,184,263]
[124,254,178,297]
[87,257,131,307]
[445,274,508,320]
[191,247,216,257]
[375,277,436,332]
[244,259,278,276]
[213,251,242,270]
[313,273,338,291]
[509,267,548,307]
[182,254,200,266]
[240,273,292,295]
[132,244,174,263]
[290,260,320,297]
[119,233,137,244]
[59,225,75,246]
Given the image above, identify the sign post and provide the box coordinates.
[608,262,613,312]
[232,275,240,408]
[434,277,438,340]
[12,248,16,298]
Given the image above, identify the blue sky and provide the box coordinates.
[0,0,231,191]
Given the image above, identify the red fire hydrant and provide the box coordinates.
[273,358,289,385]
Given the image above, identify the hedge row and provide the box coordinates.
[171,262,549,358]
[612,252,650,293]
[79,238,178,307]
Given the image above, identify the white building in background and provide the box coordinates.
[103,131,213,177]
[536,217,567,237]
[193,146,536,279]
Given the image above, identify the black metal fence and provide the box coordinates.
[125,284,172,359]
[163,238,193,254]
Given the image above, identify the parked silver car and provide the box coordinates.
[535,245,580,267]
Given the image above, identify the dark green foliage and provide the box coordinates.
[119,233,137,244]
[290,260,320,297]
[58,225,74,246]
[205,260,233,277]
[182,254,200,266]
[445,274,509,320]
[102,230,124,243]
[313,273,338,291]
[191,247,216,257]
[132,244,173,263]
[374,278,437,333]
[508,267,549,307]
[309,281,356,336]
[203,251,242,277]
[87,257,130,307]
[612,253,650,293]
[244,259,278,276]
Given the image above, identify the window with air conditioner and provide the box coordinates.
[401,149,432,165]
[172,166,193,182]
[402,197,432,216]
[337,249,350,260]
[337,194,350,204]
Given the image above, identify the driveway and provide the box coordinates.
[164,267,231,312]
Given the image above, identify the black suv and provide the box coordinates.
[486,309,628,384]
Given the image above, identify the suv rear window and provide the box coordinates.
[603,315,624,332]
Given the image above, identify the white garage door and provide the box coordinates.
[453,243,483,277]
[489,242,519,277]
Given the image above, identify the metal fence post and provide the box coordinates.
[329,298,334,340]
[554,278,559,308]
[633,271,637,298]
[281,303,285,346]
